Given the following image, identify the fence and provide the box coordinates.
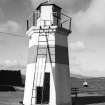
[71,88,80,98]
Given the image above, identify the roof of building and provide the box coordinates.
[36,1,62,10]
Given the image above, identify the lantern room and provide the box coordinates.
[27,1,71,32]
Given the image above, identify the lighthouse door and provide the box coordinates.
[36,72,50,104]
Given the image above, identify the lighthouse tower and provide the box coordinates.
[23,1,72,105]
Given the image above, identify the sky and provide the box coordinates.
[0,0,105,77]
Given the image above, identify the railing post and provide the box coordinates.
[44,20,46,27]
[27,20,29,30]
[33,12,35,26]
[69,17,72,31]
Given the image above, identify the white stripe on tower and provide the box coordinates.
[23,27,40,105]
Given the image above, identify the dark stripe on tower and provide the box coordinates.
[55,45,69,65]
[27,45,69,65]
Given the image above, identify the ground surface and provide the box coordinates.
[0,91,23,105]
[0,91,105,105]
[72,93,105,105]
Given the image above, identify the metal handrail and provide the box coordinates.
[27,11,72,31]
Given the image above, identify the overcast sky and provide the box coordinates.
[0,0,105,77]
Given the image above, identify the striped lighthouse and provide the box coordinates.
[23,2,72,105]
